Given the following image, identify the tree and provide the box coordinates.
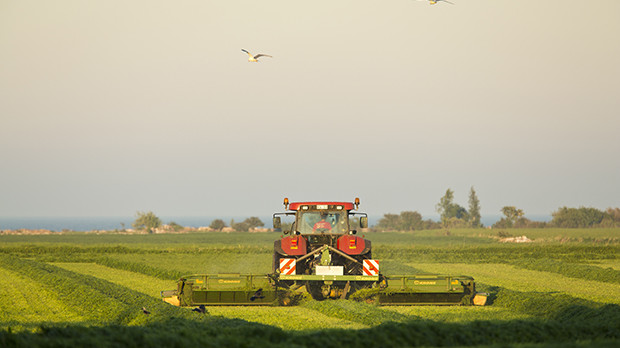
[375,213,400,231]
[500,206,524,228]
[168,221,184,232]
[209,219,226,231]
[375,211,441,231]
[132,211,162,233]
[468,186,482,228]
[399,211,424,231]
[436,189,455,225]
[244,217,264,229]
[444,217,470,228]
[551,207,606,228]
[493,207,544,229]
[232,221,250,232]
[436,189,468,226]
[601,208,620,227]
[230,217,265,232]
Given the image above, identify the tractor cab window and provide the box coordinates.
[298,211,347,234]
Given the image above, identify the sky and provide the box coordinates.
[1,0,619,220]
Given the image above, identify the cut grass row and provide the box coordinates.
[591,259,620,270]
[48,261,526,331]
[50,259,618,329]
[377,244,619,264]
[0,268,85,330]
[513,258,620,284]
[208,306,366,331]
[42,261,542,329]
[2,231,617,261]
[50,262,369,331]
[51,263,174,298]
[385,303,531,322]
[5,253,619,296]
[0,232,281,248]
[0,255,191,326]
[99,249,620,288]
[1,257,619,345]
[32,243,610,270]
[105,252,273,275]
[408,262,620,304]
[0,244,272,258]
[42,261,555,331]
[94,256,184,280]
[300,299,410,326]
[2,304,618,348]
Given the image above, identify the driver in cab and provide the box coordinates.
[313,213,332,232]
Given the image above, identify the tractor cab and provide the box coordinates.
[273,198,368,236]
[299,209,346,234]
[272,198,372,289]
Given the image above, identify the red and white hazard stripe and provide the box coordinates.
[279,258,296,275]
[362,259,379,276]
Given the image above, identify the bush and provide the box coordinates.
[374,211,440,231]
[494,217,547,229]
[551,207,606,228]
[209,219,226,231]
[231,217,265,232]
[132,211,162,233]
[167,222,184,232]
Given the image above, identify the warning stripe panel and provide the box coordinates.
[362,259,379,276]
[279,258,296,275]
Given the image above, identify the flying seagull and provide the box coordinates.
[242,49,272,62]
[192,304,207,314]
[250,288,265,301]
[142,307,150,315]
[419,0,454,4]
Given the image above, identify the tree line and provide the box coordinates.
[132,190,620,233]
[130,212,265,233]
[374,187,620,231]
[208,217,265,232]
[492,206,620,229]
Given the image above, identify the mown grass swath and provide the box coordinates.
[512,258,620,284]
[301,299,410,326]
[377,244,619,264]
[2,297,618,347]
[0,255,189,325]
[0,230,618,347]
[493,287,620,322]
[94,256,185,280]
[0,267,85,330]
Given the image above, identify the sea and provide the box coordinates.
[0,215,551,232]
[0,216,253,232]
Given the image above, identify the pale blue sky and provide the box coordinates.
[1,0,619,219]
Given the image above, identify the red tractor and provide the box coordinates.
[162,198,484,306]
[272,198,374,299]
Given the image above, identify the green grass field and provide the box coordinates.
[0,229,619,347]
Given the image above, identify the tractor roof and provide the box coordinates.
[288,202,355,211]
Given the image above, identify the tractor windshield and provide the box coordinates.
[298,211,348,234]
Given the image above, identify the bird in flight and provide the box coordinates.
[420,0,454,4]
[242,49,272,62]
[142,307,150,315]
